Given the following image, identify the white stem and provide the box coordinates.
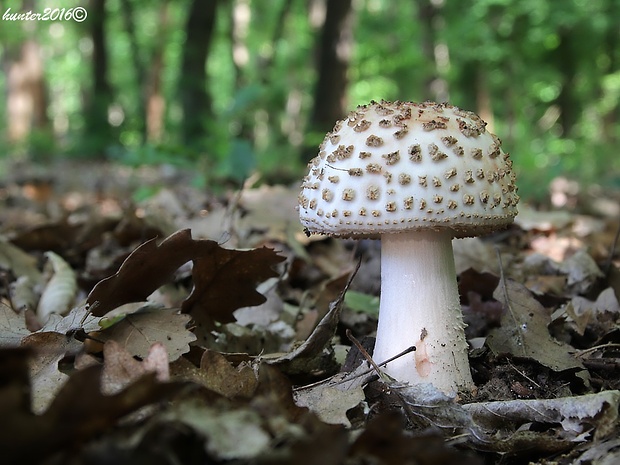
[372,230,474,395]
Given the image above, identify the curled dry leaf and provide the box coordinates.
[37,251,77,322]
[394,383,620,454]
[566,287,620,335]
[463,390,620,443]
[557,249,604,295]
[268,264,356,376]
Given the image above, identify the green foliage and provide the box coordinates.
[1,0,619,198]
[344,290,379,317]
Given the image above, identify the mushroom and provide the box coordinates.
[298,100,519,395]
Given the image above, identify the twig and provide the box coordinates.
[507,359,541,388]
[346,328,383,375]
[328,345,417,388]
[293,345,416,391]
[577,342,620,357]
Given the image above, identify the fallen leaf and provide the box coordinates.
[565,287,620,336]
[2,362,184,464]
[96,305,196,362]
[182,242,285,334]
[87,229,202,316]
[0,302,30,347]
[515,205,573,231]
[9,275,39,313]
[463,390,620,442]
[37,251,78,321]
[160,398,272,460]
[487,279,586,374]
[268,263,360,374]
[39,303,102,335]
[236,184,301,245]
[20,331,83,414]
[101,340,170,394]
[86,229,285,342]
[557,249,604,295]
[199,349,258,398]
[349,412,482,465]
[568,437,620,465]
[294,383,365,427]
[0,238,43,283]
[453,237,501,275]
[268,266,355,376]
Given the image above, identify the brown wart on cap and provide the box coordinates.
[298,100,519,396]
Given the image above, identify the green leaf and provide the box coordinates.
[344,290,379,316]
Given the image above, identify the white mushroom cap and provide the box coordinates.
[298,100,519,238]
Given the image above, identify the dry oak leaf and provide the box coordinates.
[86,229,285,334]
[39,303,102,335]
[1,352,184,465]
[180,240,285,333]
[101,340,170,395]
[20,331,83,414]
[0,302,30,347]
[87,229,205,316]
[199,349,258,398]
[96,305,196,362]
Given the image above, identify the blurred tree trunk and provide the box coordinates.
[475,67,494,130]
[86,0,114,157]
[304,0,353,161]
[602,0,619,143]
[455,61,494,130]
[5,40,49,145]
[146,1,170,143]
[119,0,147,143]
[257,0,292,84]
[554,29,578,137]
[229,0,253,141]
[179,0,218,146]
[230,0,250,91]
[416,0,449,102]
[309,0,353,128]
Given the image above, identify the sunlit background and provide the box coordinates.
[1,0,619,200]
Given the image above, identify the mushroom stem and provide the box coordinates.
[372,230,474,395]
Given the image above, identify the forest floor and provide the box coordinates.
[1,160,619,465]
